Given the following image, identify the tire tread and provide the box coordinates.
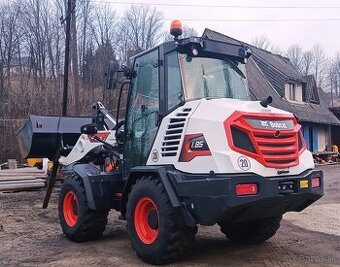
[126,177,197,265]
[58,174,109,242]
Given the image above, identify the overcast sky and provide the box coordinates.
[103,0,340,57]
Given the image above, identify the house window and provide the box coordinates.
[287,83,296,101]
[285,82,303,102]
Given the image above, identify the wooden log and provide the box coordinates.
[0,176,43,182]
[0,173,47,177]
[0,179,45,185]
[0,167,46,173]
[0,182,45,191]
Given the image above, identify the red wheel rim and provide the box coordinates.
[134,197,159,244]
[63,191,79,227]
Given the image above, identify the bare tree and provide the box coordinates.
[286,44,331,93]
[86,3,119,103]
[0,1,21,91]
[251,34,271,50]
[90,4,118,48]
[0,3,6,96]
[286,46,321,79]
[78,0,92,76]
[270,45,283,55]
[286,44,303,72]
[329,53,340,98]
[300,50,314,76]
[182,26,198,38]
[251,34,283,54]
[312,44,327,88]
[71,0,80,114]
[119,4,163,63]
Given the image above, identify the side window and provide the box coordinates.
[130,50,159,122]
[165,52,183,111]
[124,49,159,172]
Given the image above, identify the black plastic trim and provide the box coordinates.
[167,168,323,225]
[73,163,123,211]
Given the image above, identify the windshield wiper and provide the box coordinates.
[224,57,246,79]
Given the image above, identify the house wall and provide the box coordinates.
[301,123,330,153]
[317,126,326,152]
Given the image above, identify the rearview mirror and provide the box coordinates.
[106,61,119,90]
[81,123,98,135]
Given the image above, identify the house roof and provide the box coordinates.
[305,75,320,104]
[202,28,340,126]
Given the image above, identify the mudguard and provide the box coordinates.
[72,163,122,210]
[122,165,196,227]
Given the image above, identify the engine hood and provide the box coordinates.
[147,97,314,177]
[190,98,292,121]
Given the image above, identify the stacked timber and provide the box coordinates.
[0,167,47,192]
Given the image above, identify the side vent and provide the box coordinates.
[161,108,191,157]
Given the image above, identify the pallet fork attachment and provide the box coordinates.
[42,160,59,209]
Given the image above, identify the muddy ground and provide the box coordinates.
[0,165,339,266]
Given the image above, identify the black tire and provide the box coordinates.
[58,174,109,242]
[219,216,282,245]
[126,177,197,265]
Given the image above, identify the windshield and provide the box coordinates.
[178,54,250,101]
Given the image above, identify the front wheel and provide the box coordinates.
[58,175,109,242]
[126,177,197,265]
[219,216,282,245]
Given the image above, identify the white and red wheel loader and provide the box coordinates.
[17,21,323,264]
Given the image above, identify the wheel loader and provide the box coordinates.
[17,21,323,264]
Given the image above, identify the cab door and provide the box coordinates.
[123,49,160,177]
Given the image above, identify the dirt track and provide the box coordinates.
[0,165,339,266]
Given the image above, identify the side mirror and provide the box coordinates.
[81,123,98,135]
[106,61,119,90]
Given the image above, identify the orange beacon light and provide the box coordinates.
[170,20,183,39]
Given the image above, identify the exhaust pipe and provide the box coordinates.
[260,96,273,108]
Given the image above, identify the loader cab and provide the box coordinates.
[120,27,252,178]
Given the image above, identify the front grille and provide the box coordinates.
[225,112,304,168]
[161,108,191,157]
[253,131,299,167]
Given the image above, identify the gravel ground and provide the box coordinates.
[0,165,339,266]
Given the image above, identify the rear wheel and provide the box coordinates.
[126,177,197,265]
[58,175,109,242]
[219,216,282,244]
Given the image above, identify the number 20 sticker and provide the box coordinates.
[237,156,251,171]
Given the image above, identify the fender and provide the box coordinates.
[121,165,196,227]
[72,163,122,210]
